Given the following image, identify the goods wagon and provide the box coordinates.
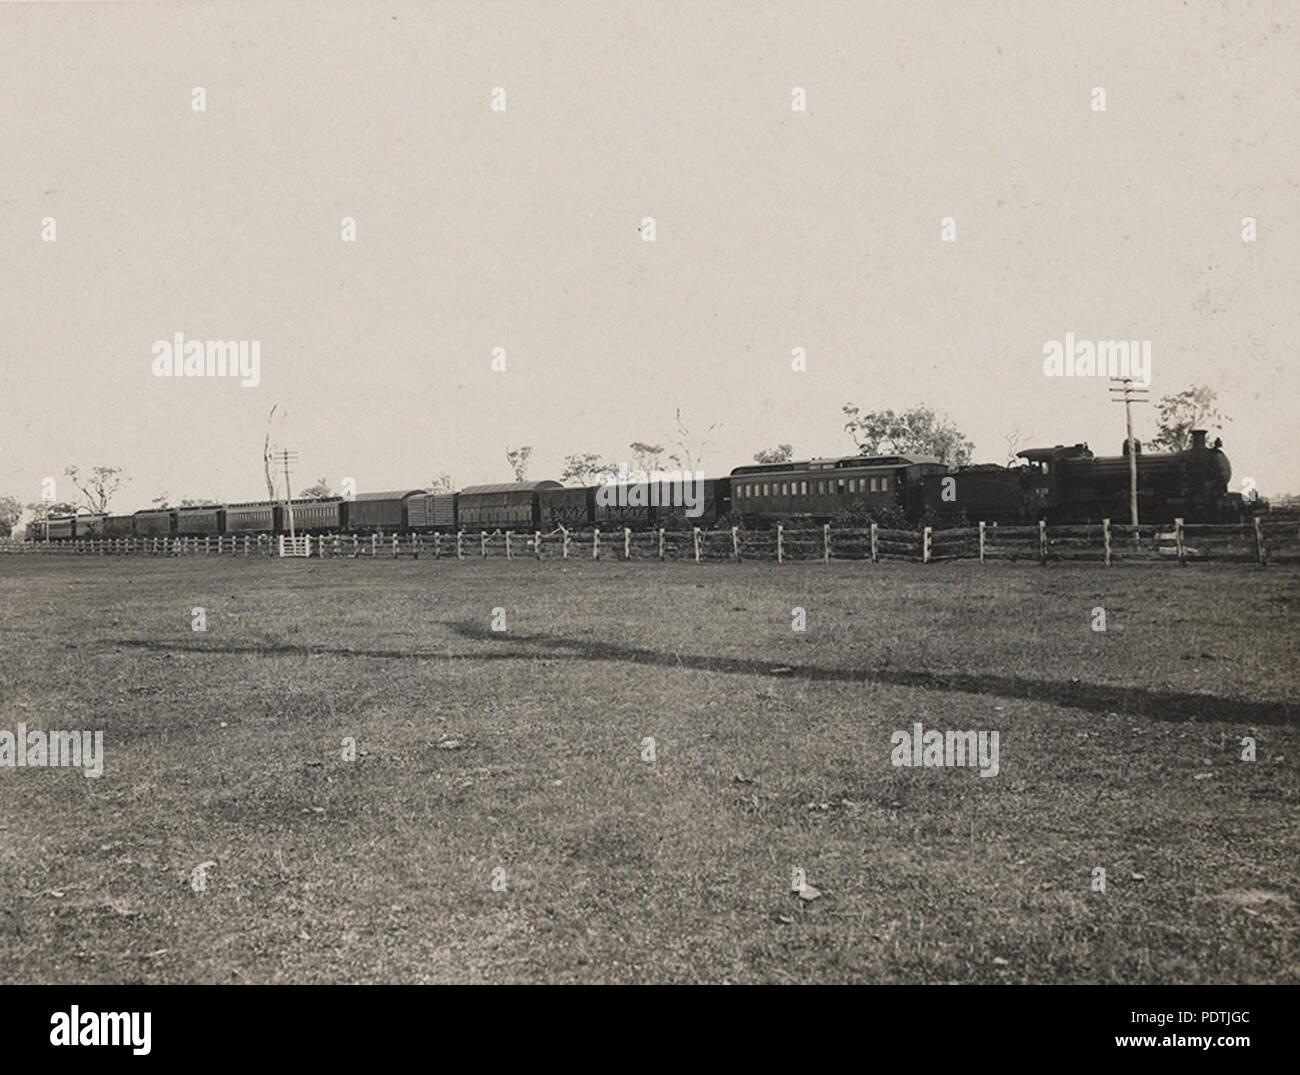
[133,509,176,537]
[537,486,592,529]
[224,501,277,533]
[592,482,658,530]
[104,515,135,538]
[177,506,223,534]
[286,498,343,532]
[653,477,731,529]
[343,491,422,532]
[458,481,562,531]
[407,493,457,531]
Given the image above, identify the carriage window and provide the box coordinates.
[836,479,846,494]
[783,483,790,495]
[763,484,769,496]
[881,477,889,491]
[801,481,808,495]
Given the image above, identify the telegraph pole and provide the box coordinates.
[276,449,300,540]
[1108,378,1149,546]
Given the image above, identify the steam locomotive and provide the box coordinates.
[24,430,1258,542]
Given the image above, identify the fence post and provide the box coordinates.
[535,531,542,560]
[923,526,932,564]
[776,524,783,564]
[433,532,441,559]
[278,535,284,557]
[392,534,399,558]
[1102,518,1110,566]
[624,527,631,561]
[823,523,830,564]
[593,527,600,560]
[506,531,512,559]
[307,535,314,557]
[1254,516,1266,566]
[457,530,464,560]
[1174,517,1185,565]
[204,535,210,555]
[871,523,879,564]
[561,526,570,559]
[978,521,986,564]
[481,531,487,558]
[658,528,665,561]
[371,534,378,557]
[1038,520,1048,564]
[693,527,701,564]
[732,526,740,562]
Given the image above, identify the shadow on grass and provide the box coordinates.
[111,627,1297,727]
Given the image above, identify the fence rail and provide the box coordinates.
[3,516,1296,565]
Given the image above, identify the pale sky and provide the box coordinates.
[3,1,1297,515]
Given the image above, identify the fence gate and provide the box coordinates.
[278,535,313,558]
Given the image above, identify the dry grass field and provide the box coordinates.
[0,555,1296,983]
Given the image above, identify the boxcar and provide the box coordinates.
[407,493,458,531]
[177,506,223,534]
[458,481,562,531]
[285,498,343,532]
[224,501,278,533]
[537,486,592,530]
[104,515,135,538]
[342,491,422,532]
[592,482,657,530]
[133,509,176,537]
[652,477,731,530]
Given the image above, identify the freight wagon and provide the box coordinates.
[458,481,562,531]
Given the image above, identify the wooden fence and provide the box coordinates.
[3,516,1298,565]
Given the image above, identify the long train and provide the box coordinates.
[25,429,1262,542]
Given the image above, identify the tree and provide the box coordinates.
[753,445,793,464]
[561,453,610,485]
[1000,427,1029,466]
[842,405,974,465]
[0,495,22,538]
[1148,385,1228,452]
[64,465,129,513]
[628,442,668,473]
[667,408,718,472]
[426,474,455,494]
[262,404,285,500]
[298,478,334,499]
[505,446,532,482]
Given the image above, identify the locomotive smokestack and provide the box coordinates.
[1190,429,1208,450]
